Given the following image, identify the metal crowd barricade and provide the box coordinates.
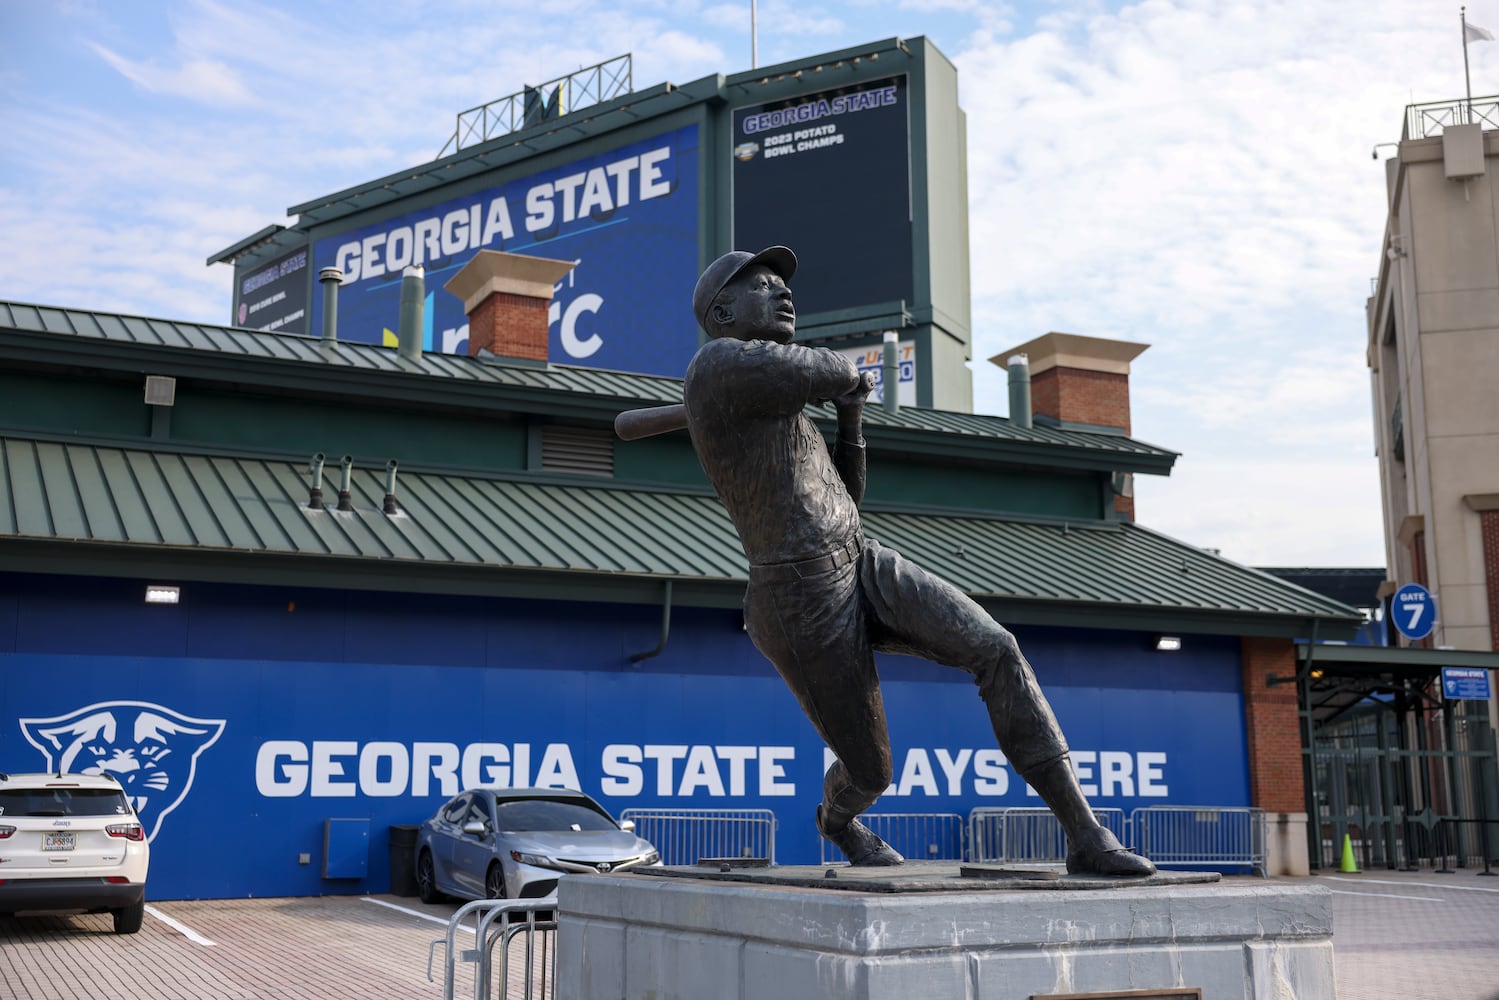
[967,807,1129,864]
[619,808,778,865]
[429,897,557,1000]
[819,812,966,864]
[1131,806,1266,876]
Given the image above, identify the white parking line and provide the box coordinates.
[361,896,473,933]
[1329,889,1445,903]
[1323,875,1499,894]
[144,905,215,946]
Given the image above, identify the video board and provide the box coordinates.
[731,76,913,316]
[234,247,310,335]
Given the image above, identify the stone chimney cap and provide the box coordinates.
[443,250,577,315]
[988,331,1149,377]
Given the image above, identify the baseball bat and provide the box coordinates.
[614,403,689,440]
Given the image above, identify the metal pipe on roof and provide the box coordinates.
[307,453,326,510]
[1008,353,1032,429]
[336,455,354,512]
[383,460,399,515]
[629,580,673,663]
[397,266,425,362]
[318,268,343,346]
[881,331,900,414]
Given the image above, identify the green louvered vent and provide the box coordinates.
[541,425,614,477]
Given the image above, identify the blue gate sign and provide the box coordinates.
[1442,666,1492,700]
[1391,582,1436,640]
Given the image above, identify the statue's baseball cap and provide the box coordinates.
[691,246,797,332]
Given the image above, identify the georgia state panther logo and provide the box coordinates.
[19,701,226,843]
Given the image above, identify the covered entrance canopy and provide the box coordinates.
[1283,644,1499,871]
[1295,644,1496,726]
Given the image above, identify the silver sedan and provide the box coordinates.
[413,787,659,903]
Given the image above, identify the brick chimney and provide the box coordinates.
[443,250,576,362]
[990,331,1149,519]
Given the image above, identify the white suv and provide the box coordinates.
[0,772,150,933]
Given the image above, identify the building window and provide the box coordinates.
[1391,392,1404,463]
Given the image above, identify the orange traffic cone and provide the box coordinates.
[1339,834,1360,873]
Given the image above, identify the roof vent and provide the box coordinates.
[1006,354,1031,429]
[541,425,614,477]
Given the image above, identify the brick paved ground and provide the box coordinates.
[1,870,1496,999]
[1323,867,1499,1000]
[0,894,532,1000]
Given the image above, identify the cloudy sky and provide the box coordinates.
[1,0,1487,569]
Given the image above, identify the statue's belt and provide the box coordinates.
[749,535,864,583]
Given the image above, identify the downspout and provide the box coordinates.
[629,581,673,663]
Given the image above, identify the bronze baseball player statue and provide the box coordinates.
[627,246,1154,875]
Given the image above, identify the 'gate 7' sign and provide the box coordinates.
[1392,582,1437,641]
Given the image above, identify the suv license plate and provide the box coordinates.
[43,832,76,851]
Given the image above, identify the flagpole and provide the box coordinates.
[1464,6,1475,122]
[751,0,758,69]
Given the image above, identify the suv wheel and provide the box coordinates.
[113,900,145,934]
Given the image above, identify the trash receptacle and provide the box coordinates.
[389,825,420,896]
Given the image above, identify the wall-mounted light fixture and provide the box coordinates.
[145,585,180,605]
[143,376,177,406]
[1154,635,1182,652]
[144,375,177,440]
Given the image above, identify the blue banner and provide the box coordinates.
[310,126,700,377]
[1,587,1248,900]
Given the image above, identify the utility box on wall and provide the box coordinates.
[1443,123,1485,178]
[323,818,370,879]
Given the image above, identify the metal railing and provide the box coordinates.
[1404,96,1499,139]
[819,811,966,864]
[1131,806,1266,876]
[429,897,557,1000]
[620,808,778,865]
[438,55,633,157]
[968,807,1129,864]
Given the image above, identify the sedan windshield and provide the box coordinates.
[494,799,618,833]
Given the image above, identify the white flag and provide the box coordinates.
[1466,21,1495,42]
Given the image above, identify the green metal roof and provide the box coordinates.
[0,435,1358,636]
[0,299,1178,472]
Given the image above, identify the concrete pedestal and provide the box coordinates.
[557,863,1333,1000]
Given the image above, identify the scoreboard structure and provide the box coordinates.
[211,37,973,411]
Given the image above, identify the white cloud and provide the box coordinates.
[89,43,258,106]
[4,0,1481,568]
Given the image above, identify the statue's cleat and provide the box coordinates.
[1065,827,1156,877]
[817,807,905,866]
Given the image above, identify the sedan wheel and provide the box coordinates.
[113,899,145,934]
[417,850,442,904]
[485,863,507,900]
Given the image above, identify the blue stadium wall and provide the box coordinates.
[0,572,1249,900]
